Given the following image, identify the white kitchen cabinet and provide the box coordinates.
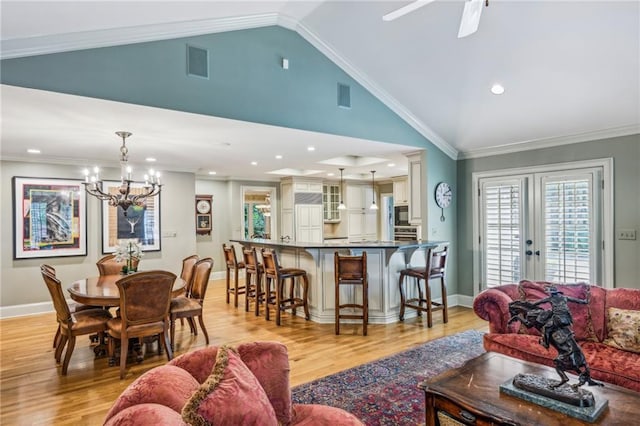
[323,184,341,222]
[295,205,323,242]
[346,183,377,240]
[392,177,408,205]
[408,153,423,225]
[280,177,324,242]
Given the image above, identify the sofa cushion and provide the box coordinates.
[103,365,200,423]
[104,403,188,426]
[292,404,364,425]
[483,333,640,392]
[603,307,640,354]
[181,345,278,426]
[517,280,597,341]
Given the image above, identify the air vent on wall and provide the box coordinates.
[295,193,322,205]
[187,45,209,79]
[337,83,351,109]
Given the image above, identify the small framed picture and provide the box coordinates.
[101,181,161,253]
[12,177,87,259]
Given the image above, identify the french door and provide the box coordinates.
[474,160,612,291]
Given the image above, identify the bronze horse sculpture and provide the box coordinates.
[508,295,602,390]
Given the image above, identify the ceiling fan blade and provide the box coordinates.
[458,0,484,38]
[382,0,436,21]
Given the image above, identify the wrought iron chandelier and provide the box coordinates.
[83,131,162,216]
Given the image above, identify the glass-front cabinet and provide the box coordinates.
[323,184,341,222]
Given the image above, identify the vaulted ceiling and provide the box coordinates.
[1,1,638,180]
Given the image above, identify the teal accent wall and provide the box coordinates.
[1,26,433,150]
[1,25,461,307]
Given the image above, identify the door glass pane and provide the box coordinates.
[543,177,592,283]
[483,181,522,287]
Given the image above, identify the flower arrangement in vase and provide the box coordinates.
[114,239,143,274]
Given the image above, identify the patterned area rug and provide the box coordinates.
[292,330,485,426]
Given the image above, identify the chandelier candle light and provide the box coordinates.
[83,131,162,216]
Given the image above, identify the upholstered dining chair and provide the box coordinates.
[169,258,214,351]
[96,254,140,276]
[41,264,103,350]
[106,270,176,379]
[41,269,113,375]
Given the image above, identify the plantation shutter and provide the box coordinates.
[481,179,525,288]
[540,174,594,283]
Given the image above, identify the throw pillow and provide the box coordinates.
[182,345,278,426]
[603,307,640,354]
[517,280,597,341]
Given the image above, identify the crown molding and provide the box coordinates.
[458,124,640,160]
[0,13,280,60]
[1,12,458,161]
[288,18,458,161]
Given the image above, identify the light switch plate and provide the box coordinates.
[618,229,637,240]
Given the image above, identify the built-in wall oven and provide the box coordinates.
[394,226,419,241]
[394,205,410,226]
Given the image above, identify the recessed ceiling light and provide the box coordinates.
[208,171,217,175]
[275,155,283,159]
[327,172,335,176]
[251,161,258,166]
[27,149,41,154]
[307,146,315,152]
[387,163,395,167]
[491,84,505,95]
[145,157,157,162]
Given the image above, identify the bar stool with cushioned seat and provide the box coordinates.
[261,248,310,326]
[222,243,246,308]
[398,244,449,327]
[334,251,368,336]
[242,246,264,315]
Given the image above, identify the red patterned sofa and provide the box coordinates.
[473,280,640,392]
[104,341,364,425]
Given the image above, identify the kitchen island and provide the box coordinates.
[230,238,448,324]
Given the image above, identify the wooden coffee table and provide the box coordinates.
[419,352,640,425]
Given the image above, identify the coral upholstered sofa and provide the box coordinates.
[473,281,640,392]
[104,342,363,425]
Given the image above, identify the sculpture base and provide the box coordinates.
[500,374,607,423]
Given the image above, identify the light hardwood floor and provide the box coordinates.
[0,277,488,425]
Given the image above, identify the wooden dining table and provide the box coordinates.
[67,274,186,307]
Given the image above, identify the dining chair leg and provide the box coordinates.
[53,325,61,348]
[441,277,448,324]
[188,317,197,335]
[55,334,67,363]
[170,315,176,351]
[197,315,209,344]
[161,329,173,361]
[119,335,129,379]
[225,268,231,304]
[61,336,76,376]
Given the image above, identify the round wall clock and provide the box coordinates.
[434,182,452,222]
[196,199,211,214]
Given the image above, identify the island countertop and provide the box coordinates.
[230,238,446,250]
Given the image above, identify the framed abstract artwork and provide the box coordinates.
[13,177,87,259]
[101,181,161,253]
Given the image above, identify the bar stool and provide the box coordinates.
[242,246,264,316]
[261,248,310,326]
[222,243,246,308]
[334,251,368,336]
[398,245,449,327]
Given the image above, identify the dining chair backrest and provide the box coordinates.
[41,270,72,324]
[97,254,140,275]
[189,258,214,301]
[180,255,199,295]
[115,271,176,326]
[41,264,56,276]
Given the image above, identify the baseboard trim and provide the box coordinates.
[0,292,474,319]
